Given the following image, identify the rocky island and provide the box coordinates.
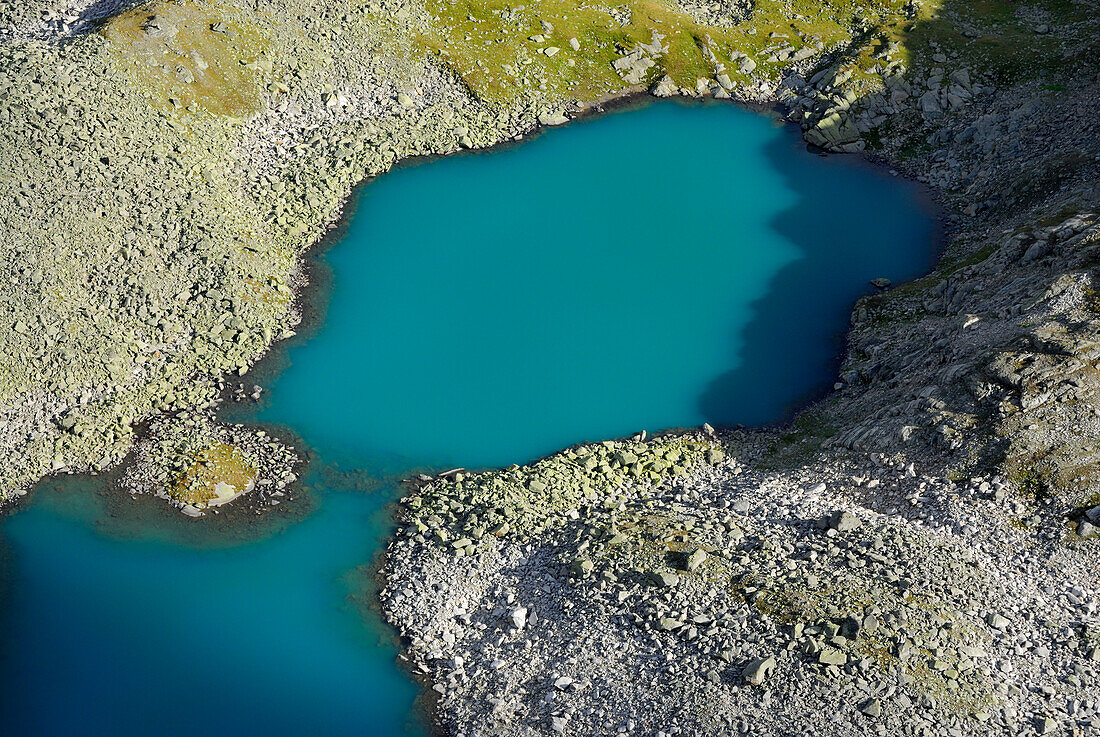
[1,0,1098,735]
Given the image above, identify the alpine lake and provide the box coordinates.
[0,100,937,737]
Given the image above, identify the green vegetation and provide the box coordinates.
[407,434,720,543]
[102,0,272,116]
[940,244,998,277]
[403,0,907,105]
[1007,465,1050,502]
[902,0,1099,86]
[761,409,837,469]
[730,555,996,716]
[170,441,257,506]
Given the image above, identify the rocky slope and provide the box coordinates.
[384,432,1100,736]
[2,0,1099,734]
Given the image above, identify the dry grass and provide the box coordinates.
[171,441,257,506]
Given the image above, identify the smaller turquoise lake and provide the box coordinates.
[0,100,936,737]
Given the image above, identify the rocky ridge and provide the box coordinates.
[383,432,1100,735]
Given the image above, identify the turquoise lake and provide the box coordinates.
[0,101,936,736]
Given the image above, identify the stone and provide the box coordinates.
[986,613,1010,631]
[742,655,776,685]
[1020,240,1051,264]
[686,548,707,572]
[829,510,861,532]
[817,648,848,666]
[791,46,816,62]
[142,16,178,38]
[510,607,528,629]
[615,451,638,465]
[919,91,942,115]
[859,698,882,717]
[805,112,861,150]
[840,616,861,639]
[572,558,594,577]
[658,617,682,631]
[651,571,680,588]
[537,112,569,126]
[1079,520,1098,538]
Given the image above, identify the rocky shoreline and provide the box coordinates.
[2,0,1099,734]
[382,430,1099,736]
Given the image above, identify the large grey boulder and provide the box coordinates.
[742,655,776,685]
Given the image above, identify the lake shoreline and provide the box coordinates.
[374,61,1100,737]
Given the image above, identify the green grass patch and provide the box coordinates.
[103,0,271,117]
[1008,466,1050,503]
[170,441,257,506]
[405,0,900,105]
[760,409,837,469]
[940,243,997,276]
[901,0,1098,87]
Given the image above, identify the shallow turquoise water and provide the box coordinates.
[0,100,935,737]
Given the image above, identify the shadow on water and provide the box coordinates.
[697,122,941,427]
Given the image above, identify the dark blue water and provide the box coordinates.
[0,485,418,736]
[0,101,936,737]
